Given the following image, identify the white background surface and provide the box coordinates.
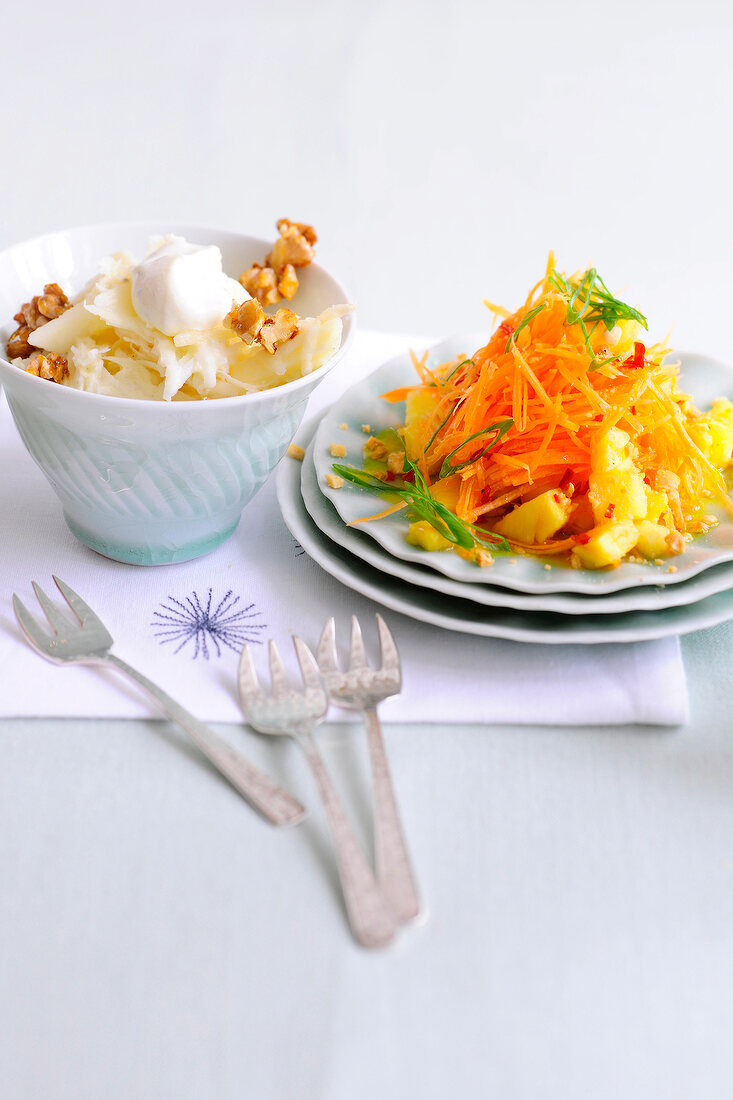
[3,1,733,1098]
[3,0,733,355]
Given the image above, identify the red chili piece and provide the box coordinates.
[624,341,646,369]
[575,533,591,545]
[604,503,615,519]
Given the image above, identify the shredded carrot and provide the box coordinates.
[349,501,408,525]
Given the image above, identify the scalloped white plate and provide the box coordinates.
[277,420,733,643]
[313,337,733,595]
[301,437,733,615]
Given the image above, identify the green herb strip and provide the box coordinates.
[424,403,460,454]
[439,418,514,478]
[548,266,648,370]
[505,303,546,353]
[332,448,511,554]
[443,357,475,383]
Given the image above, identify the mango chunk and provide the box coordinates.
[604,318,643,359]
[430,475,461,511]
[406,520,452,552]
[571,521,638,569]
[644,488,669,524]
[708,398,733,467]
[635,521,671,560]
[565,493,595,533]
[403,388,443,460]
[588,427,647,524]
[493,489,572,544]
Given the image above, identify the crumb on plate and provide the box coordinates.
[330,442,347,458]
[364,436,388,460]
[287,443,305,461]
[325,472,344,489]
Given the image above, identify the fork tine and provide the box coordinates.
[268,640,290,698]
[376,614,401,676]
[292,636,323,692]
[12,595,48,650]
[316,617,340,673]
[52,575,99,626]
[348,616,369,671]
[237,644,261,706]
[32,582,74,635]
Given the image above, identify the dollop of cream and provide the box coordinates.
[130,235,248,336]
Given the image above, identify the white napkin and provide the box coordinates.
[0,331,688,726]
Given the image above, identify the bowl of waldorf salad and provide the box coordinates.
[0,220,354,564]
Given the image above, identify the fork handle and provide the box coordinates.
[296,730,398,949]
[363,706,421,923]
[103,654,305,826]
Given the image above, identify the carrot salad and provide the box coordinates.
[333,257,733,569]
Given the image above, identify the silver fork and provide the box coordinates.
[12,576,305,827]
[238,636,398,948]
[317,616,421,924]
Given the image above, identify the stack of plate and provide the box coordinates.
[276,337,733,643]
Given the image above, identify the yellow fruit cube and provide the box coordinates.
[493,489,572,544]
[589,427,647,524]
[607,318,643,358]
[708,399,733,468]
[403,388,443,460]
[405,520,452,552]
[570,521,638,569]
[634,521,671,560]
[644,488,669,523]
[430,475,461,511]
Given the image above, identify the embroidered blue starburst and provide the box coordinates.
[293,538,306,557]
[151,589,266,659]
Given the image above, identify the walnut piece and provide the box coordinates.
[239,263,281,307]
[364,436,388,460]
[276,263,299,300]
[7,283,70,359]
[474,547,494,568]
[227,298,265,344]
[6,325,33,359]
[665,530,685,555]
[267,220,316,272]
[259,309,299,354]
[25,351,69,384]
[239,219,317,305]
[276,218,317,248]
[225,301,299,355]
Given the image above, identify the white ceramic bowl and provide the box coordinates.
[0,222,354,564]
